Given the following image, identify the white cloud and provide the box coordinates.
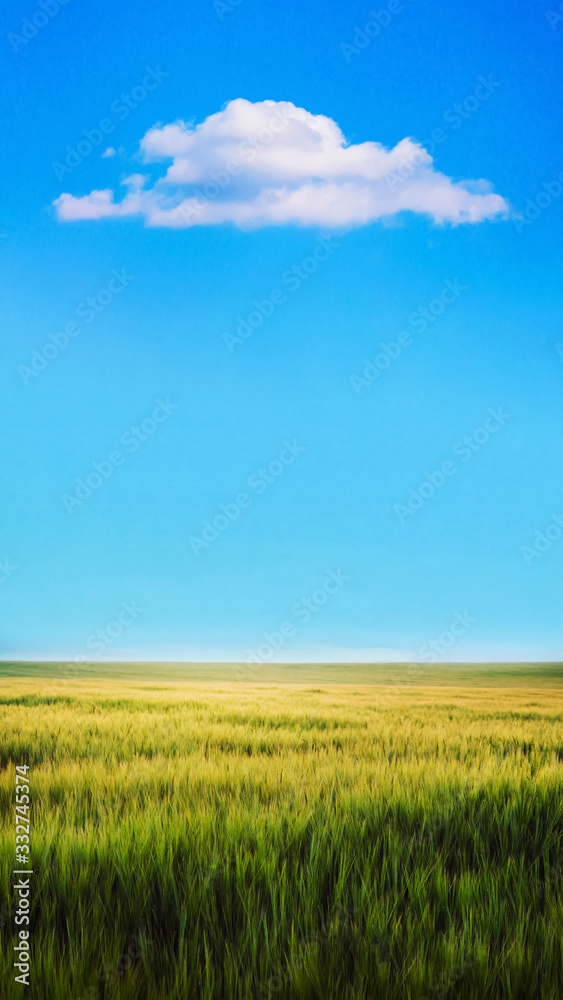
[54,98,508,229]
[101,146,116,158]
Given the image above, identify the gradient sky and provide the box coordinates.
[1,0,562,664]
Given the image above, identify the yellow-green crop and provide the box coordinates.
[1,676,562,999]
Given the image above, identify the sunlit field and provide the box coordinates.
[1,667,562,999]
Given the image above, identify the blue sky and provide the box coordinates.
[1,0,562,664]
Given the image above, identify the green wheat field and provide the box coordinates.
[1,662,562,999]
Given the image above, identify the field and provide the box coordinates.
[1,665,562,999]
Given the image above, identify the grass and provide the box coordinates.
[0,666,562,998]
[2,659,563,685]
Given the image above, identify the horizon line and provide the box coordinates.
[2,659,562,667]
